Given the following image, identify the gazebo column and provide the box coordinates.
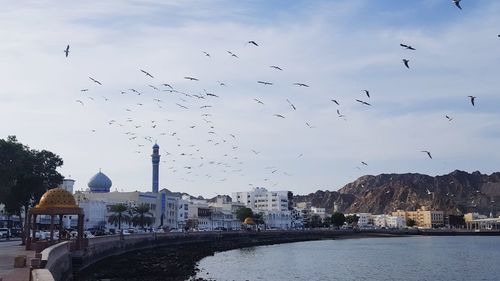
[58,214,63,241]
[49,215,55,242]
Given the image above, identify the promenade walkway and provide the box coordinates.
[0,239,33,281]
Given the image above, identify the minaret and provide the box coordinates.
[152,143,160,193]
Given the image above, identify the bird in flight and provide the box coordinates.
[200,105,212,109]
[251,149,260,155]
[176,103,188,109]
[361,161,368,166]
[286,99,296,110]
[426,188,432,195]
[75,100,84,106]
[293,83,309,87]
[305,122,315,128]
[206,93,219,98]
[227,51,238,58]
[421,150,433,159]
[270,65,283,71]
[64,45,70,57]
[89,77,102,85]
[453,0,462,10]
[217,81,226,86]
[140,69,154,78]
[445,115,453,122]
[184,76,199,81]
[80,89,88,92]
[400,43,416,50]
[468,95,476,106]
[355,99,372,106]
[274,114,285,118]
[202,51,210,57]
[253,98,265,105]
[247,41,259,46]
[362,90,370,98]
[162,83,173,89]
[149,85,159,91]
[257,81,273,85]
[402,59,410,69]
[331,99,340,106]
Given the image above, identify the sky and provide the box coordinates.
[1,0,499,198]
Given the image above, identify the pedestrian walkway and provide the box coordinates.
[0,240,33,281]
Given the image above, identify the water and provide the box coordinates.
[194,236,500,281]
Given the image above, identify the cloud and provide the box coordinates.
[0,0,499,197]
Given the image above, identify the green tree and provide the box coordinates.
[0,136,64,244]
[235,207,253,222]
[253,212,265,228]
[345,214,359,225]
[309,214,322,228]
[406,218,417,227]
[331,212,346,228]
[108,203,131,231]
[131,203,154,229]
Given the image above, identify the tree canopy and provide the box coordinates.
[0,136,63,217]
[406,218,417,227]
[235,207,253,222]
[108,203,131,230]
[131,203,154,229]
[331,212,346,227]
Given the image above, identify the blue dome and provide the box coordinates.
[153,143,159,149]
[88,171,112,193]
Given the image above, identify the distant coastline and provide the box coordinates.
[77,229,500,281]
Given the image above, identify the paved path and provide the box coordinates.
[0,240,33,281]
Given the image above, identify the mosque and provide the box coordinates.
[68,143,179,232]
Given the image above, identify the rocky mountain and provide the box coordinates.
[293,170,500,215]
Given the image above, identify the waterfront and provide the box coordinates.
[194,236,500,281]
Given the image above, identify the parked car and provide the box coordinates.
[0,228,10,238]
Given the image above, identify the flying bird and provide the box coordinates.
[227,51,238,58]
[206,93,219,98]
[400,43,416,50]
[468,95,476,106]
[80,89,88,92]
[251,149,260,155]
[184,76,199,81]
[286,99,296,110]
[305,122,315,128]
[421,150,433,159]
[361,161,368,166]
[247,41,259,46]
[75,100,84,106]
[253,98,265,105]
[217,81,226,86]
[362,90,370,98]
[426,188,432,195]
[200,105,212,109]
[270,65,283,71]
[257,81,273,85]
[89,77,102,85]
[162,83,173,89]
[445,115,453,122]
[293,83,309,87]
[64,45,70,57]
[140,69,154,78]
[274,114,285,118]
[402,59,410,69]
[355,99,372,106]
[176,103,188,109]
[202,51,210,57]
[149,85,159,91]
[453,0,462,10]
[331,99,339,105]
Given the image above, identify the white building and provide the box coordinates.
[232,187,291,229]
[356,213,373,228]
[310,207,327,220]
[373,214,406,229]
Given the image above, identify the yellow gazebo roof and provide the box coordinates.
[243,217,255,225]
[31,188,82,215]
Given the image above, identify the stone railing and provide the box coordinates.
[38,241,72,281]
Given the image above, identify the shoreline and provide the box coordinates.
[77,231,413,281]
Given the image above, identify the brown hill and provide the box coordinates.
[294,170,500,215]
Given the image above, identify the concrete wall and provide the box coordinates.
[40,241,72,281]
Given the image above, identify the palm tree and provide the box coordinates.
[132,203,154,230]
[108,203,131,231]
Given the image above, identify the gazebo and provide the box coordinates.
[25,188,85,251]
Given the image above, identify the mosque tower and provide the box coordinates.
[152,143,160,193]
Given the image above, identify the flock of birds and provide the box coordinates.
[64,1,497,191]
